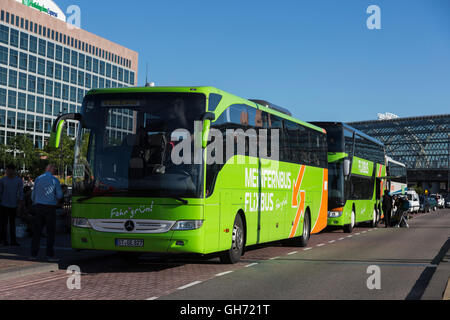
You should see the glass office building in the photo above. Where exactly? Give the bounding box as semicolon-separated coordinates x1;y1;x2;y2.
349;114;450;194
0;0;138;149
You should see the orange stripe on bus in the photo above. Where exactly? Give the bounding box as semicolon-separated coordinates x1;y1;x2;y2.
312;169;328;234
289;165;306;238
292;165;306;208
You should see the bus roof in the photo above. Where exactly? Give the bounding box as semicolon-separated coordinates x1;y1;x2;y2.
311;121;384;147
85;86;326;134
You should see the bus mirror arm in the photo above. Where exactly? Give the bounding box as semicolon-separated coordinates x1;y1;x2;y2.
50;113;83;149
201;112;216;149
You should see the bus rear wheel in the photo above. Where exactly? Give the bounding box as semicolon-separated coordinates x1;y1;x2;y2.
220;214;244;264
344;211;355;233
370;209;377;228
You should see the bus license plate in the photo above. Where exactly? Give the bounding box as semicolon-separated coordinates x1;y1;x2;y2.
115;239;144;248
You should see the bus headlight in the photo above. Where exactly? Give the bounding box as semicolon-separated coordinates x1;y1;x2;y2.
328;208;344;218
72;218;92;229
171;220;204;231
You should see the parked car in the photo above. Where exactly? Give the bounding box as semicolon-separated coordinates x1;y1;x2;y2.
446;196;450;208
406;190;420;213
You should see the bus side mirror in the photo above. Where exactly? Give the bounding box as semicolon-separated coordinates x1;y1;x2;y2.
201;112;216;149
343;159;351;177
50;113;82;148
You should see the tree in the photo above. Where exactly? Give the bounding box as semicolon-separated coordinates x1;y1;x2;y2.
43;132;76;177
8;134;40;172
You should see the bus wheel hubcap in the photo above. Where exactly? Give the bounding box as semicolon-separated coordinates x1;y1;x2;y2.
232;225;243;251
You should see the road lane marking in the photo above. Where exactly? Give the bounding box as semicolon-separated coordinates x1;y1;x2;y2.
338;237;345;241
287;251;298;255
216;271;234;277
303;248;312;251
177;281;203;290
355;233;361;235
317;244;325;247
269;256;280;260
146;297;159;300
0;275;69;292
328;240;336;243
362;231;367;234
245;263;258;268
347;235;353;238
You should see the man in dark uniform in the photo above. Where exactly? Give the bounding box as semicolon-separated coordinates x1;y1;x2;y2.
382;190;393;228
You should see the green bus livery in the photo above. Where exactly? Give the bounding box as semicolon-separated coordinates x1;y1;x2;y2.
311;122;386;233
51;87;329;263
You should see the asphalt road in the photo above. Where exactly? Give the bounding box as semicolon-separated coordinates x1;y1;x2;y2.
160;210;450;300
0;210;448;300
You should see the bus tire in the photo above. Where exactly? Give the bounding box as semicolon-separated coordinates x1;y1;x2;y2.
370;208;377;228
220;214;244;264
344;210;355;233
293;211;311;247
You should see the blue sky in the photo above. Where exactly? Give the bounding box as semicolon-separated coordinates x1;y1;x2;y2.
55;0;450;122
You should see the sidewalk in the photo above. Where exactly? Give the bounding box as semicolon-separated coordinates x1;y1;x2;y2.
0;233;112;281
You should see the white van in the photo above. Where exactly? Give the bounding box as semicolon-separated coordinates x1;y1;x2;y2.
406;190;420;213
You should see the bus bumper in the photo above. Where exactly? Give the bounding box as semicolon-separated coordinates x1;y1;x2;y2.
71;227;206;254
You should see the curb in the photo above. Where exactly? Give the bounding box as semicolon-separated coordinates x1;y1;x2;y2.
0;263;59;282
444;278;450;300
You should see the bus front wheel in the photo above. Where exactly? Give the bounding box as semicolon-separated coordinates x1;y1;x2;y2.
344;211;355;233
220;214;244;264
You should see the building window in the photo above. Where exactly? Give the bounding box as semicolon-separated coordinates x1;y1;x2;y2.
0;66;6;85
46;60;54;78
8;70;17;88
63;66;69;82
0;88;6;106
28;55;36;73
19;32;28;50
27;75;36;93
7;111;16;129
19;52;27;70
37;77;45;94
27;94;35;112
36;97;44;113
37;58;45;75
54;64;62;80
9;49;18;67
45;99;52;115
17;112;25;130
45;80;53;97
38;39;46;56
29;35;37;53
0;25;8;44
55;44;62;61
27;114;34;131
71;50;78;67
54;82;61;98
0;45;7;65
18;72;27;90
9;29;18;47
17;93;26;110
63;48;70;64
47;42;54;59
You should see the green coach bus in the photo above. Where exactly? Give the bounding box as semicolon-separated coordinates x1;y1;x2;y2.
311;122;386;233
51;87;329;264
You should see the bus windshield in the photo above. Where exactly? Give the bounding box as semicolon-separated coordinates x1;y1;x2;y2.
328;161;345;209
73;92;206;199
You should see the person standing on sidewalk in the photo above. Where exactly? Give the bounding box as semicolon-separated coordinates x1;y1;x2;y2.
382;190;393;228
0;164;24;247
30;164;63;261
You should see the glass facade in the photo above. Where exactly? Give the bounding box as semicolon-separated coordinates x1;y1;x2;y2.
0;12;136;148
349;115;450;193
